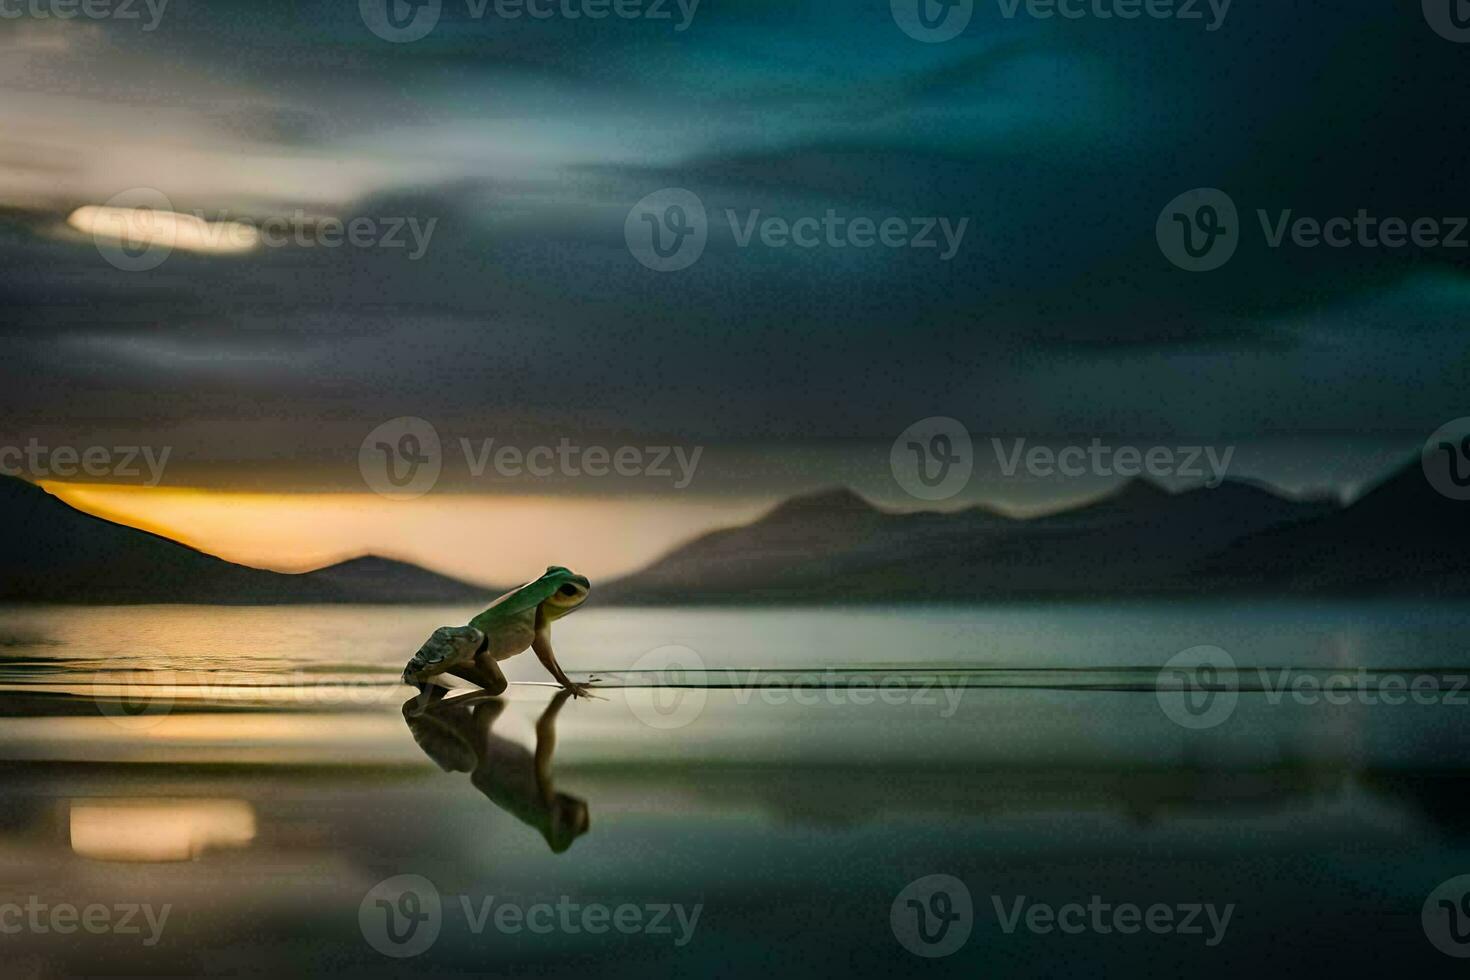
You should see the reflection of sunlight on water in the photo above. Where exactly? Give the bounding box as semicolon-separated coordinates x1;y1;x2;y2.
140;713;392;741
69;799;255;862
0;713;419;766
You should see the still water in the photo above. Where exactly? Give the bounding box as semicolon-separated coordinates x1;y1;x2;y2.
0;602;1467;976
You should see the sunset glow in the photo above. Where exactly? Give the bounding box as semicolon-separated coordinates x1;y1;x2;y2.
43;483;771;584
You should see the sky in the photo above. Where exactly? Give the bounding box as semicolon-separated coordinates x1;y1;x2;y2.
3;1;1468;581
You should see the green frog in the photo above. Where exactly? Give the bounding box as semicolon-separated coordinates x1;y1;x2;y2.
402;566;594;698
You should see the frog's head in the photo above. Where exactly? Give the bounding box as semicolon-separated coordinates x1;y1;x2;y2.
539;565;591;620
544;792;590;853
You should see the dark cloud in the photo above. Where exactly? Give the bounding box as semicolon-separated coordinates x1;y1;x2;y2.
1;0;1467;492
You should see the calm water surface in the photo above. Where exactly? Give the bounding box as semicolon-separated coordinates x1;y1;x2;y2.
0;602;1467;977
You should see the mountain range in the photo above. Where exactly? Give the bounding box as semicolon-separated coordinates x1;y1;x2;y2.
0;475;492;604
2;461;1464;604
597;460;1468;603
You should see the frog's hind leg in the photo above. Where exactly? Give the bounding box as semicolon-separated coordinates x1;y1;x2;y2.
404;626;486;686
448;654;508;696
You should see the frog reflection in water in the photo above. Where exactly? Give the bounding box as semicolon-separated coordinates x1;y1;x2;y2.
403;686;590;853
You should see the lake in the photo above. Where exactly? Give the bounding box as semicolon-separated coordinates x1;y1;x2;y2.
0;602;1468;976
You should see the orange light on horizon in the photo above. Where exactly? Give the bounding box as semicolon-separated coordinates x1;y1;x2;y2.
41;482;770;585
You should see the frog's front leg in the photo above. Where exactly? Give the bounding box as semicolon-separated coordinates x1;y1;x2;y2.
532;608;596;698
534;689;573;805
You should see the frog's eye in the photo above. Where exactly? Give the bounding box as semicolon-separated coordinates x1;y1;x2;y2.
558;584;579;597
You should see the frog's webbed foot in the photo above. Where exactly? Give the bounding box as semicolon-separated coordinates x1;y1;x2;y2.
402;626;487;686
560;679;604;700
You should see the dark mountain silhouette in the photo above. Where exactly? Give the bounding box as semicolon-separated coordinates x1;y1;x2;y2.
6;460;1464;606
1202;462;1470;596
600;460;1464;604
0;476;493;604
